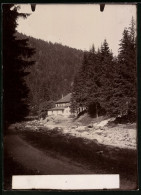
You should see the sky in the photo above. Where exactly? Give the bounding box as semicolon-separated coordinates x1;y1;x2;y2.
17;4;136;56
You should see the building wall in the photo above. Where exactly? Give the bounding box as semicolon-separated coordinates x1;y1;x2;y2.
63;107;71;116
57;110;63;115
48;111;53;115
48;106;85;117
48;110;64;116
48;107;71;116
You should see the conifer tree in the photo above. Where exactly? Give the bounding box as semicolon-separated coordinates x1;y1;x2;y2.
110;18;136;120
3;4;35;125
71;18;136;121
71;45;104;117
85;45;101;117
71;52;89;113
98;39;114;114
128;17;137;117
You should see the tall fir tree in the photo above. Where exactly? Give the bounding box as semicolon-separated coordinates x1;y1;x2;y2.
71;18;136;121
110;17;136;120
98;39;114;115
3;4;35;125
85;45;102;117
71;45;106;117
71;52;89;113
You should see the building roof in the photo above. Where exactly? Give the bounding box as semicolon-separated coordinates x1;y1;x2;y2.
56;93;71;104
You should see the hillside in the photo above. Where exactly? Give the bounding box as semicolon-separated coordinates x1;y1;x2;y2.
16;33;84;114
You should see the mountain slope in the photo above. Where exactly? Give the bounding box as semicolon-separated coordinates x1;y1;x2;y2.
16;33;83;114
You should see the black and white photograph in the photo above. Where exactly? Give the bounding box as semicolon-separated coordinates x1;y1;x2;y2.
3;3;138;190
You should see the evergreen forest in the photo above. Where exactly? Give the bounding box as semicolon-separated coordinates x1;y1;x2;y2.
3;3;136;123
71;17;136;122
16;33;83;117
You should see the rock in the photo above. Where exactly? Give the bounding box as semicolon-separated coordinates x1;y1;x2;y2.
25;125;32;128
58;127;63;130
97;119;110;127
99;126;105;130
97;132;102;135
93;139;99;144
94;126;100;130
95;130;102;133
77;126;86;131
88;124;93;128
53;127;59;131
71;126;77;129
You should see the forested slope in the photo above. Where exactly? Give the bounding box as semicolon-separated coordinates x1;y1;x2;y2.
71;17;137;122
16;16;136;122
16;33;83;115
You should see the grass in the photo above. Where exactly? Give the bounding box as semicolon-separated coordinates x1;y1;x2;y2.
19;127;137;177
4;125;138;190
75;114;107;126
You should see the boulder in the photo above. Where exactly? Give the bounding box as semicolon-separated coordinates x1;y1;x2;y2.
88;124;93;128
77;126;86;131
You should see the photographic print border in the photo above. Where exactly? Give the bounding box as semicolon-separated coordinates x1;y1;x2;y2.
0;0;141;194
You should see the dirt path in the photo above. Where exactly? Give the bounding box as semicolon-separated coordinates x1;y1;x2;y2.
4;134;93;175
4;132;138;190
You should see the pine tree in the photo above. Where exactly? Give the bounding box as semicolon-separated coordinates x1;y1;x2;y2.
71;18;136;121
98;39;114;115
129;16;136;44
84;46;101;117
128;17;137;117
71;45;104;117
71;52;88;113
110;18;136;120
3;4;35;125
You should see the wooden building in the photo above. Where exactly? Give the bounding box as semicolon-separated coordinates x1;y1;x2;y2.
48;93;71;116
